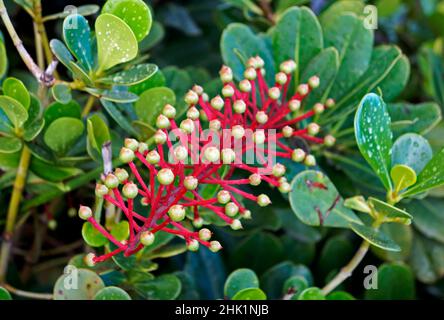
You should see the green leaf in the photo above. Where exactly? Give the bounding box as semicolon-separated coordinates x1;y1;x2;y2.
54;268;105;300
44;101;81;127
110;221;129;241
51;83;72;104
102;0;152;42
97;63;158;86
134;87;176;125
407;199;444;244
365;263;415;299
96;13;138;71
354;93;393;190
82;221;108;247
390;165;417;194
391;133;433;175
0;287;12;300
69;61;93;85
289;170;361;227
85;88;139;103
224;268;259;299
94;286;131;300
318;235;355;280
24;118;45;142
129;69;166;95
44;117;85;155
322;13;373;101
372;223;412;262
133;274;181;300
30;157;82;182
0;37;7;79
368;197;412;222
350;222;401;252
282;276;308;299
0;96;28;129
221;23;274;82
50;39;74;70
87;114;111;160
403;147;444;196
297;287;325;300
232;288;266;300
0;137;22;153
319;1;365;27
2;77;30;109
327;291;355;300
100;99;139;137
63;14;93;72
388;102;442;137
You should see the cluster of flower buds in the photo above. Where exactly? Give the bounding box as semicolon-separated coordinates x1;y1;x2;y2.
80;56;334;265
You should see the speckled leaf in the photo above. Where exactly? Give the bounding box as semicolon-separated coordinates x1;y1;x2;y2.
0;96;28;129
289;170;361;228
390;165;417;194
102;0;152;42
129;70;166;95
272;7;323;85
53;268;105;300
391;133;433;175
69;61;93;86
0;137;22;153
97;63;158;86
94;286;131;300
96;13;138;71
0;287;12;300
135;87;175;125
44;117;84;155
350;222;401;252
63;14;93;71
224;268;259;299
354;93;393;191
82;221;108;247
2;77;30;109
100;99;139;136
133;274;181;300
403;147;444;197
232;288;266;300
86;88;138;103
368;197;412;222
50;39;74;70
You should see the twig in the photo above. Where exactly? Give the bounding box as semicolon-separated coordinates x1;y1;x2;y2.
3;283;53;300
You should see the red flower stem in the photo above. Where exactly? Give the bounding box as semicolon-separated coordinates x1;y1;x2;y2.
87;217;125;248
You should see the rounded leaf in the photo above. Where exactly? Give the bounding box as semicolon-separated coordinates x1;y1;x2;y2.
51;83;72;104
2;77;30;110
93;286;131;300
232;288;266;300
63;14;93;71
297;287;325;300
0;137;23;153
44;101;81;127
0;96;28;129
391;133;433;175
82;221;108;247
350;222;401;252
365;263;415;299
135;87;176;125
44;117;84;155
53;268;105;300
0;287;12;300
110;221;130;242
390;165;417;194
224;268;259;299
97;63;158;86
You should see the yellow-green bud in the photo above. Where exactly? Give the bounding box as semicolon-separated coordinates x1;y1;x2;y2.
210;95;224;110
162;104;177;119
115;168;129;183
119;147;135;163
209;240;222;252
84;252;96;267
146;150;160;164
268;87;281;100
225;202;239;217
78;206;92;220
230;219;243;230
124;138;139;151
156;114;170;129
168;204;186;222
157;168;175;185
140;231;155;246
105;173;119;189
204;146;220;163
199;228;212;241
123;182;138;199
185;90;199;105
249;173;261;186
257;194;271;207
217;190;230;204
95;183;109;197
233;100;246;114
187;239;199;252
292;148;306;162
184;176;198;190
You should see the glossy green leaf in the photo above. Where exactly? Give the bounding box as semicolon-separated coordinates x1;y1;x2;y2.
0;137;22;153
2;77;30;109
289;170;361;227
365;263;415;299
318;235;355;279
69;61;93;86
297;287;325;300
30;157;82;182
102;0;152;42
224;268;259;299
327;291;355;300
272;7;322;85
63;14;93;71
86;114;111;160
407;199;444;244
54;268;105;300
221;23;274;82
368;197;412;222
85;88;139;103
390;165;417;194
133;274;181;300
82;221;108;247
100;99;139;137
97;63;158;86
129;69;166;95
372;223;412;262
51;83;72;104
232;288;266;300
110;221;129;242
96;13;138;71
50;39;74;70
135;87;176;125
24;118;45;142
322;13;373;101
94;286;131;300
403;147;444;196
0;287;12;300
0;96;28;129
282;276;308;299
319;1;365;27
44;117;85;155
354;93;393;190
391;133;433;175
350;222;401;252
44;101;81;127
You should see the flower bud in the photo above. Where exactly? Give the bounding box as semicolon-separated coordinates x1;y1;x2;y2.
138;142;148;153
184;176;198;190
282;125;294;138
255;111;268;124
233;100;246;114
225;202;239;217
162;104;177;119
104;173;119;189
249;173;261;186
244;67;257;80
84;252;96;267
292;148;306;162
325;98;335;109
304;154;316;166
185;90;199;105
232;125;245;139
157;168;175;185
239;79;251;92
307;123;320;136
187;239;199;252
324;135;336;147
313;103;325;114
119;147;135;163
186;106;200;120
95;183;109;197
146;150;160;164
209;240;222;252
222;85;234;97
279;182;291;193
204;146;220;163
192;85;204;95
257;194;271;207
115;168;129;183
180;119;195;134
140;231;155;246
210;95;224;110
124;138;139;151
217;190;230;204
308;76;320;88
199;228;212;241
221;148;236;164
48;219;57;230
275;72;288;85
230;219;243;230
297;84;309;95
193;217;204;228
288;99;301;111
78;205;92;220
268;87;281;100
253;130;266;144
140;197;149;206
154;130;167;144
156;114;170;129
272;163;286;177
242;210;252;219
174;146;188;161
280;60;297;74
168;204;185;222
200;109;208;121
209;119;221;131
219;65;233;83
123;182;138;199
